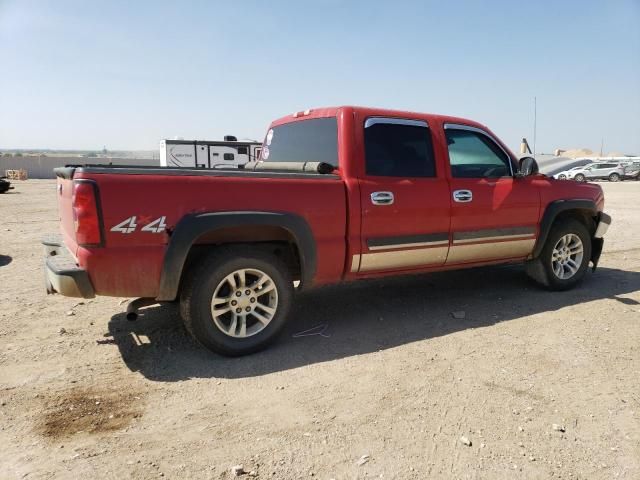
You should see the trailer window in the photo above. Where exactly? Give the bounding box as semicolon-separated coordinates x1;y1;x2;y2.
262;117;338;166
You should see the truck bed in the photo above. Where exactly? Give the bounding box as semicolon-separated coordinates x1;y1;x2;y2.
55;164;348;297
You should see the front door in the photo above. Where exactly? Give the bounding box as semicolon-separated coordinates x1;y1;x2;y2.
355;117;451;273
444;124;540;264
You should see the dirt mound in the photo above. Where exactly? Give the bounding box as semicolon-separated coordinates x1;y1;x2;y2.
559;148;594;159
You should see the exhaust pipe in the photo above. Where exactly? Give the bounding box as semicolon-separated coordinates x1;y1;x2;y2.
125;297;157;321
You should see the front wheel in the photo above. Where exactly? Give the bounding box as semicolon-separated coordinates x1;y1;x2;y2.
526;219;592;290
180;247;293;356
574;173;586;182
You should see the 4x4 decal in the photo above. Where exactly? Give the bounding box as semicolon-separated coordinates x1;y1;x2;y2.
110;216;166;234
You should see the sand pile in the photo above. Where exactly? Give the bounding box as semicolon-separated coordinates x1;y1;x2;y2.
559;148;594;158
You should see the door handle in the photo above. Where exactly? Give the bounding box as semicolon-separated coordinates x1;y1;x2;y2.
371;191;394;205
453;189;473;203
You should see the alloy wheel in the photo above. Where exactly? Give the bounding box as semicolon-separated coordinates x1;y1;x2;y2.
551;234;584;280
210;268;278;338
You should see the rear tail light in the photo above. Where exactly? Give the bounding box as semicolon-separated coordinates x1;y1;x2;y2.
72;180;103;246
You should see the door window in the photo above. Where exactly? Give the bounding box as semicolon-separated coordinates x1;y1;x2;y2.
445;128;512;178
364;118;435;177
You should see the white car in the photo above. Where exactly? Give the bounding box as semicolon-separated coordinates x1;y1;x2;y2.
553;166;587;180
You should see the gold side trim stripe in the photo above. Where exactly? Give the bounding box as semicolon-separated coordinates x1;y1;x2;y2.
446;238;535;264
350;254;361;273
359;246;448;272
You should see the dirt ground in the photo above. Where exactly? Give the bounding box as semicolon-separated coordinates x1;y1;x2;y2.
1;180;639;479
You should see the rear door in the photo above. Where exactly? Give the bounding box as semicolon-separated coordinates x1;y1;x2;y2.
444;124;539;264
355;117;451;273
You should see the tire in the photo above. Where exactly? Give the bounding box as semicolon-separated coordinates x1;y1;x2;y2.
526;219;592;291
608;173;620;182
574;174;586;182
180;246;293;356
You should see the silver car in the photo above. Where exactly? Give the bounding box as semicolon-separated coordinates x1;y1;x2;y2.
568;162;626;182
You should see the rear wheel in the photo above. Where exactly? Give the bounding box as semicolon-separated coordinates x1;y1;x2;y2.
526;219;591;290
608;172;620;182
180;246;293;356
574;173;586;182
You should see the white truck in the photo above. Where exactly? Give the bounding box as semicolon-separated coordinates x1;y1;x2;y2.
160;136;262;169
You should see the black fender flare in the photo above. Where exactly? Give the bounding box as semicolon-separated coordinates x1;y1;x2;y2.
156;211;316;301
532;199;598;259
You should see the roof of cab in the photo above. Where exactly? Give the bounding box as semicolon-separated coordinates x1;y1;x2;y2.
269;106;488;131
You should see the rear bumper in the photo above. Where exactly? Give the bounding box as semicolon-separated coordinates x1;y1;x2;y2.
43;235;95;299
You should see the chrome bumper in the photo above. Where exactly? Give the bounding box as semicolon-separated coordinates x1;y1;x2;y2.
43;235;95;299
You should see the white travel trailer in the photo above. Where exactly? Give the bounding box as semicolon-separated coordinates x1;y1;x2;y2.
160;136;262;169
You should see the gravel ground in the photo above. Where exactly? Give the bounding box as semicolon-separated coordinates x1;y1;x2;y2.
1;180;639;479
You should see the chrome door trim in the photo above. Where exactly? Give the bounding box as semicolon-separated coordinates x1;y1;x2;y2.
370;191;395;205
452;226;536;244
368;240;448;251
453;233;535;244
443;123;515;177
367;232;449;251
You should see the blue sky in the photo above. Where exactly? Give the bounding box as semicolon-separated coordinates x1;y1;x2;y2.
1;0;639;154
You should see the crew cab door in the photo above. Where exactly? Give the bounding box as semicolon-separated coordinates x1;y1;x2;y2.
444;124;539;264
354;117;451;273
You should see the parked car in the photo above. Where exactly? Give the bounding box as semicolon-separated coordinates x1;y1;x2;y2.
0;177;13;194
553;165;589;180
623;161;640;180
567;162;626;182
547;159;593;179
43;106;611;356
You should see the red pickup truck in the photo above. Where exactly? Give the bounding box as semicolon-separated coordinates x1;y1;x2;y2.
44;106;611;356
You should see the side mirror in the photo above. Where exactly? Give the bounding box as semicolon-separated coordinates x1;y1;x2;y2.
518;156;539;177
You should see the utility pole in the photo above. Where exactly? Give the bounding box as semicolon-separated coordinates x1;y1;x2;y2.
600;138;604;157
533;96;537;158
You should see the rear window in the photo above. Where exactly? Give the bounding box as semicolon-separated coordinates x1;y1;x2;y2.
261;117;338;166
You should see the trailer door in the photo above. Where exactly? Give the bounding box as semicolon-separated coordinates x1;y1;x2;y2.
196;144;209;168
